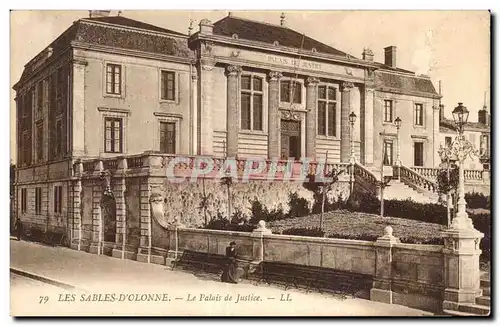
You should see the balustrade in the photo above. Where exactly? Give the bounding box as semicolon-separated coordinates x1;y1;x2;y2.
400;165;438;193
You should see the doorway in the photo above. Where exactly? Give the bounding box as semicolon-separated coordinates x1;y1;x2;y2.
280;120;301;160
414;142;424;167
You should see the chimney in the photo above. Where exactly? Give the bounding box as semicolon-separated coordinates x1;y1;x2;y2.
362;48;374;61
439;104;445;123
384;46;397;68
280;12;286;27
478;107;488;125
88;10;111;18
199;19;213;35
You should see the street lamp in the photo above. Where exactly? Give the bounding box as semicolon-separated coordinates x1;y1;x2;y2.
349;112;357;164
452;102;469;133
394;117;402;181
449;102;477;230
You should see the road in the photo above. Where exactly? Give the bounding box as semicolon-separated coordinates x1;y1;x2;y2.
10;240;434;317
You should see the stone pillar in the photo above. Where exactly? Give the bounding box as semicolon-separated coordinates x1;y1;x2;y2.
226;65;242;158
305;77;319;159
268;71;282;159
112;158;132;260
248;220;272;277
70;161;83;251
364;88;375;166
72;59;87;157
89;177;103;254
340;82;354;163
136;177;152;262
371;226;400;304
442;227;484;311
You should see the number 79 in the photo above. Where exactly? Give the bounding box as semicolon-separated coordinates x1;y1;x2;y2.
39;296;49;304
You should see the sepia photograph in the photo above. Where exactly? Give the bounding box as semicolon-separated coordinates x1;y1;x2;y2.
8;8;491;317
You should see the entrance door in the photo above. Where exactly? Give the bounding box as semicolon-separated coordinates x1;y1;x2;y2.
100;192;117;242
414;142;424;166
280;120;301;159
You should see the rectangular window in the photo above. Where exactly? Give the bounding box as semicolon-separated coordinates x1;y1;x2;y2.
383;140;393;166
22;131;30;166
445;136;452;147
480;134;489;157
54;119;63;157
106;64;122;95
54;186;63;214
414;142;424;167
21;188;27;214
36;122;43;162
159;122;176;154
280;81;290;102
37;82;43;112
317;85;337;137
35;187;42;215
384;100;393;122
414;103;424;126
292;81;302;104
104;117;123;153
241;75;263;131
161;71;176;101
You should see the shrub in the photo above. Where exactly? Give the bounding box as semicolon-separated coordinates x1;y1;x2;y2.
287;192;310;218
205;216;255;232
282;227;325;237
249;199;285;224
470;212;491;261
465;192;489;209
327;233;378;241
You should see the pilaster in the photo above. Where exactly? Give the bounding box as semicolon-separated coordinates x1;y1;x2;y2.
226;65;242;157
306;77;319;159
364;87;375;166
432;105;441;167
70;161;83;251
198;56;215;155
72;59;87;157
340;82;354;163
191;70;198;156
268;71;282;159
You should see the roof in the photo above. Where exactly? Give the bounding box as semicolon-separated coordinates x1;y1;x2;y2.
15;16;191;89
375;71;440;97
440;118;490;133
213;16;348;57
83;16;186;36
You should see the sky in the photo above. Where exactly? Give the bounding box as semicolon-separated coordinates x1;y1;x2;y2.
9;10;490;161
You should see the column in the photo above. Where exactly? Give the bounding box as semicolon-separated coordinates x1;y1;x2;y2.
364;88;375;166
340;82;354;163
226;65;242;158
72;59;87;157
306;77;319;159
371;226;400;303
268;71;282;159
89;177;103;255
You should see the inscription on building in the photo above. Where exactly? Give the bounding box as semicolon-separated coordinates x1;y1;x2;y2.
267;55;322;70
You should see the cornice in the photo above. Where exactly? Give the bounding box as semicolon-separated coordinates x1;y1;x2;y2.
375;87;442;100
192;33;381;71
71;41;196;65
80;19;188;39
214;57;364;84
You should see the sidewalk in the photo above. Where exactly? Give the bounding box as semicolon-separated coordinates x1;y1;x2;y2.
10;240;434;317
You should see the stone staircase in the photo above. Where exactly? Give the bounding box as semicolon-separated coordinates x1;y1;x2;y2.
443;278;491;316
383;179;438;203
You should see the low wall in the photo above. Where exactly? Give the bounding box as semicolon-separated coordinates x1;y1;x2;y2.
146;225;444;313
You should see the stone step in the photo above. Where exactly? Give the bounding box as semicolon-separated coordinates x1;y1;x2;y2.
480;279;490;288
458;303;490;316
443;309;479;317
476;296;490;306
482;287;490;296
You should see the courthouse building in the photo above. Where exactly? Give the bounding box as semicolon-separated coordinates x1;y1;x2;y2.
14;12;449;239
